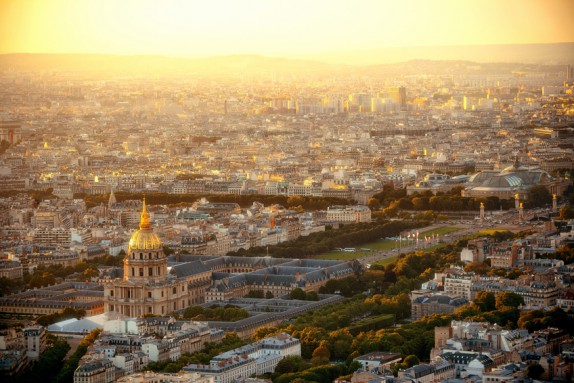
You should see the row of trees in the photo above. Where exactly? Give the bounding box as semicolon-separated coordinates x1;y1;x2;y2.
245;290;274;299
76;191;352;210
36;307;86;327
371;184;557;215
180;305;249;322
289;288;319;301
273;358;361;383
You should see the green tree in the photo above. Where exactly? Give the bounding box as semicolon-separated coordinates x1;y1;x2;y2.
404;355;420;368
525;185;552;208
311;341;331;366
306;291;319;301
329;329;353;360
560;206;574;219
495;292;524;309
245;290;264;298
80;268;99;281
183;306;204;319
474;291;496;312
411;197;429;210
163;245;175;256
12;336;70;383
274;355;309;376
287;196;304;208
290;288;307;300
527;363;545;379
368;198;381;210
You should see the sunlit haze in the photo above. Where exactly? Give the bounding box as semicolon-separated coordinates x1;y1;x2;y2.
1;0;573;63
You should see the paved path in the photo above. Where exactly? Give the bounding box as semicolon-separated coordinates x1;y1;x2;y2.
63;336;82;359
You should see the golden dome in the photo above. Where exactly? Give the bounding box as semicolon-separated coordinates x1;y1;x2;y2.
128;197;162;250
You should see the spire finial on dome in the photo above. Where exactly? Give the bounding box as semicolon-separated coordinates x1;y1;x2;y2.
140;195;150;229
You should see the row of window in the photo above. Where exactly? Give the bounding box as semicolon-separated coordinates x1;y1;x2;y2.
131;252;161;260
130;266;162;277
109;299;186;315
110;285;185;299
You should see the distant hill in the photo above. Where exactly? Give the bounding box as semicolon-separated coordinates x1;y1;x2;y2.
0;42;572;77
0;53;338;78
304;42;574;66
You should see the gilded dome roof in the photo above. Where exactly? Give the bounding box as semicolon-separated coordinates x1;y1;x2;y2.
128;198;162;250
129;229;162;250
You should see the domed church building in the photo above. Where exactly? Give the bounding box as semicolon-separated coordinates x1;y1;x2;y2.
104;198;188;317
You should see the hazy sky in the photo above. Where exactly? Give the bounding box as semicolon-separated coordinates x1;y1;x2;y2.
1;0;572;58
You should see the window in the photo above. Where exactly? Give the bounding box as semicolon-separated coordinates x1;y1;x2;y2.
110;290;114;297
149;267;153;276
139;268;144;277
132;267;135;276
140;253;143;260
173;287;176;294
148;292;152;298
148;307;152;313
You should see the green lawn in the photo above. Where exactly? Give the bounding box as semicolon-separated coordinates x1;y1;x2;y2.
317;250;373;261
372;255;399;267
317;226;463;261
419;226;461;236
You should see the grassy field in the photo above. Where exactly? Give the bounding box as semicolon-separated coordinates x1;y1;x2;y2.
317;226;462;261
372;255;399;267
317;250;373;261
419;226;461;236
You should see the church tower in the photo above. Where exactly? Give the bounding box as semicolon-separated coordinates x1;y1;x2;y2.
108;188;117;209
104;198;188;318
123;198;167;282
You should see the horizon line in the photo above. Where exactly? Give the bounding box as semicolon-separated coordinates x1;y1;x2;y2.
1;41;573;59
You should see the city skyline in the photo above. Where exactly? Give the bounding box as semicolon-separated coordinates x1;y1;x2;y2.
1;0;573;64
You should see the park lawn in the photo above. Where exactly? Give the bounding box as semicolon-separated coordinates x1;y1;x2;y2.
372;254;399;267
419;226;462;236
318;238;398;260
317;250;371;261
362;240;400;251
317;226;463;261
